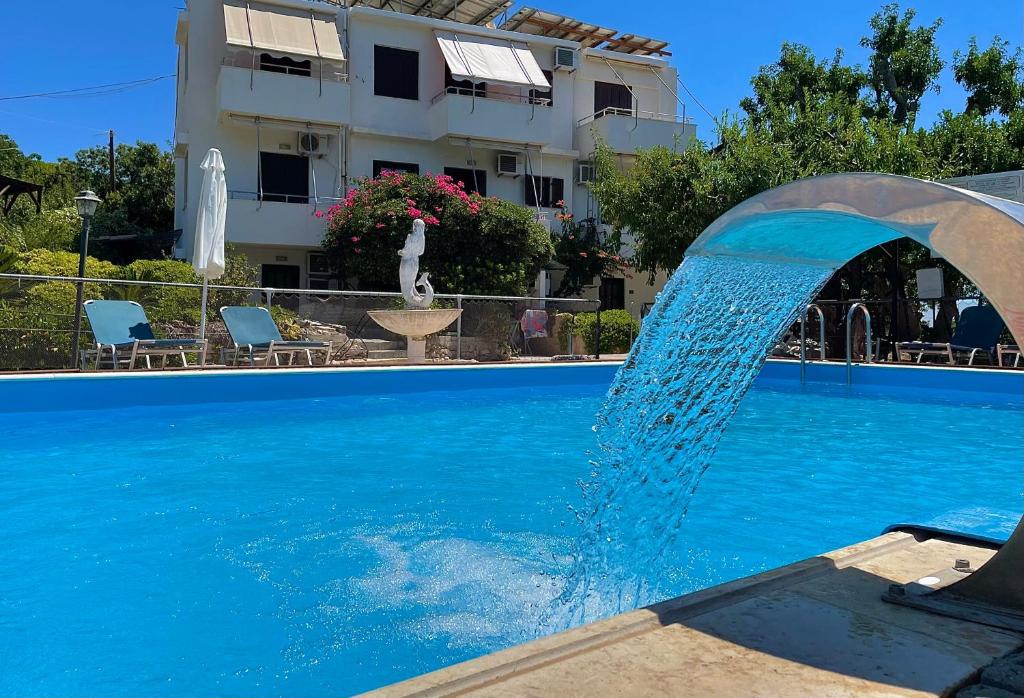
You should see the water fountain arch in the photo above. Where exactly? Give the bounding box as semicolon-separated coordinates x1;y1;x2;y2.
670;172;1024;627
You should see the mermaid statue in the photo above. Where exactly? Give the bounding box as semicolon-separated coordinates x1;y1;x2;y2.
398;218;433;309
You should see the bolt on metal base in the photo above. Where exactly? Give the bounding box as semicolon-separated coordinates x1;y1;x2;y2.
882;558;1024;633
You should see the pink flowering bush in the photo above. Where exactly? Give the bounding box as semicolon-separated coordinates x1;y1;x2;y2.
322;171;553;295
550;203;628;297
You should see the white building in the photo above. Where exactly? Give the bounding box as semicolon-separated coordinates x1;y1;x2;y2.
173;0;695;309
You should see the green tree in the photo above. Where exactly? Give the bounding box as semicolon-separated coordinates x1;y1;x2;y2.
861;3;943;129
740;43;868;128
0;135;174;258
71;140;175;241
953;37;1024;117
924;110;1024;176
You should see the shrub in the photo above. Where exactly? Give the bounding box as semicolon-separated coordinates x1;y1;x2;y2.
322;171;553;295
13;248;119;279
118;259;202;325
565;310;640;354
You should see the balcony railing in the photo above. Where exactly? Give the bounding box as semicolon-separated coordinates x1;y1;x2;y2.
576;107;688;128
221;55;347;83
228;190;344;206
431;85;551;107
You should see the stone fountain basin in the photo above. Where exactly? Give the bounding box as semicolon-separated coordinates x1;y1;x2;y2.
367;308;463;340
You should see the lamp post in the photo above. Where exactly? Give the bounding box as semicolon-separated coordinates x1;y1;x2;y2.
70;190;101;369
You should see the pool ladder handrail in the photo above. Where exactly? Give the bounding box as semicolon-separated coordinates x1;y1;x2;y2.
845;302;873;384
798;303;826;383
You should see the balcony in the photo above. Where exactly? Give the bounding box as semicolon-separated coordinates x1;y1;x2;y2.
218;65;350;126
225;192;333;248
428;88;552;146
576;108;696;156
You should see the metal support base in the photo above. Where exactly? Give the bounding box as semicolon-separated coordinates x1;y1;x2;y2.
882;550;1024;633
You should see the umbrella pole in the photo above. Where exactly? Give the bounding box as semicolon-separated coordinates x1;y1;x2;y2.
199;276;209;340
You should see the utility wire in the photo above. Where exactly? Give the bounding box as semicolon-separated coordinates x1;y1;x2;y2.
0;75;174;102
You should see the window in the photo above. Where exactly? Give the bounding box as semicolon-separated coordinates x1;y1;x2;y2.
372;160;420;178
374;45;419;100
444;167;487;196
525;176;564;208
445;64;485;97
594;81;632;115
307;252;334;290
261;264;300;289
259;152;309;203
259;53;312;77
599;277;626;310
529;69;553;106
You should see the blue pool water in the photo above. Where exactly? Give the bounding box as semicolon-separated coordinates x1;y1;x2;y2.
1;365;1021;696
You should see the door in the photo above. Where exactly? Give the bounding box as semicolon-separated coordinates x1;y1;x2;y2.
261;264;300;289
594;81;632;116
599;277;626;310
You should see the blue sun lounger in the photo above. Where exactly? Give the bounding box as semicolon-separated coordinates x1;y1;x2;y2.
220;305;333;367
897;303;1005;366
83;299;208;370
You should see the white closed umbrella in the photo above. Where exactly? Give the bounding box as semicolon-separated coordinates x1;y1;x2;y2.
193;148;227;340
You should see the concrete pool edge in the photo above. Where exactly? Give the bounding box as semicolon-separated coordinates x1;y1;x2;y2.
360;531;1024;697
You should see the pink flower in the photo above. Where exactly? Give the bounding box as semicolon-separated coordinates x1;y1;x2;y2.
375;222;385;229
434;206;443;212
407;207;422;218
350;236;361;243
314;210;326;219
423;214;440;226
555;199;565;208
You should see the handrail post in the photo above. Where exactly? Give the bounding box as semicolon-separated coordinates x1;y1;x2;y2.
456;293;463;361
845;302;872;384
799;303;825;383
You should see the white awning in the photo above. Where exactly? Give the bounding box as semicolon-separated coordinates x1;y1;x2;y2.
223;2;344;62
435;31;549;89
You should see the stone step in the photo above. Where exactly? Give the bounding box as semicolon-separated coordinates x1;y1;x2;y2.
360;338;404;351
367;349;407;360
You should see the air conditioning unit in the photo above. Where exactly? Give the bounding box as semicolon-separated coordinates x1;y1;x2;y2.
496;153;523;177
298;132;331;157
553;46;577;72
576;162;596;184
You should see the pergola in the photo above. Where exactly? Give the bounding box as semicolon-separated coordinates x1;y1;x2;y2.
0;174;44;216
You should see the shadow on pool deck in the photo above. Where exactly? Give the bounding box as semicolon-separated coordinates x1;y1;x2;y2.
363;532;1024;697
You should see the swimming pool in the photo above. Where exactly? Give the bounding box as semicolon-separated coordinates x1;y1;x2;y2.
1;363;1021;696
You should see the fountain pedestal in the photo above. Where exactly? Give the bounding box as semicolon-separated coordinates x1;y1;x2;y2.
367;308;462;364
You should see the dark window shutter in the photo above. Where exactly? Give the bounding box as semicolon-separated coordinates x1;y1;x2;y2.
374;45;419;100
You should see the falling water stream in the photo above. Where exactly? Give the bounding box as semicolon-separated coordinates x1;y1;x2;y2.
561;254;835;622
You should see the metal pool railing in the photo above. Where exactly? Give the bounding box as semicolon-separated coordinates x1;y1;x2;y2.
0;273;602;372
789;296;1020;370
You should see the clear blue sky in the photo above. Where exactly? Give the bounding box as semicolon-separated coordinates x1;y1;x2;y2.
1;1;1021;161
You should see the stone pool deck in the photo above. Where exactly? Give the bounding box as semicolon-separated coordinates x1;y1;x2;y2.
363;531;1023;697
